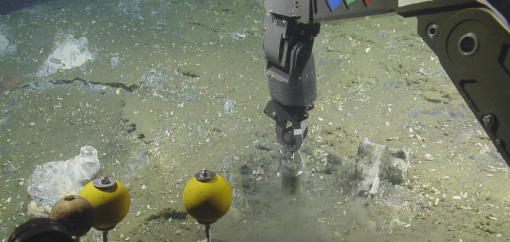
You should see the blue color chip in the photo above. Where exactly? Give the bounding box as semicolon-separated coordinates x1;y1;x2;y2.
328;0;341;10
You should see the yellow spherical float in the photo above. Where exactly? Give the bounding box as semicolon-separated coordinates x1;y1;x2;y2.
183;169;232;223
79;176;130;230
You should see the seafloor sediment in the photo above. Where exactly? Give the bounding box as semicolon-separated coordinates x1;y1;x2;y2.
0;1;508;241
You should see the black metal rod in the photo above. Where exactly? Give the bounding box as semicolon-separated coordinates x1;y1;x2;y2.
103;231;108;242
205;224;211;242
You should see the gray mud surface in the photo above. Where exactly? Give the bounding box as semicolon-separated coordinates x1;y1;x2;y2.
0;0;509;241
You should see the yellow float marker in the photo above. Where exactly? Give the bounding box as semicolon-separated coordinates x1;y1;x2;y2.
183;169;232;242
79;176;130;242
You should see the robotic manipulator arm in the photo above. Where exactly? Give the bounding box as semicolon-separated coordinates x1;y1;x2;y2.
263;0;510;167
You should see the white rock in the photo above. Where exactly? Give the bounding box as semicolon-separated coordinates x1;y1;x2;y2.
36;35;93;77
6;44;17;54
223;98;236;113
0;35;9;55
27;202;51;219
355;138;409;196
28;146;100;208
111;56;120;68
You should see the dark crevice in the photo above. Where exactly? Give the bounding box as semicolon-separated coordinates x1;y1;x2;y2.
177;69;200;78
191;21;220;34
145;208;188;221
22;77;141;92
